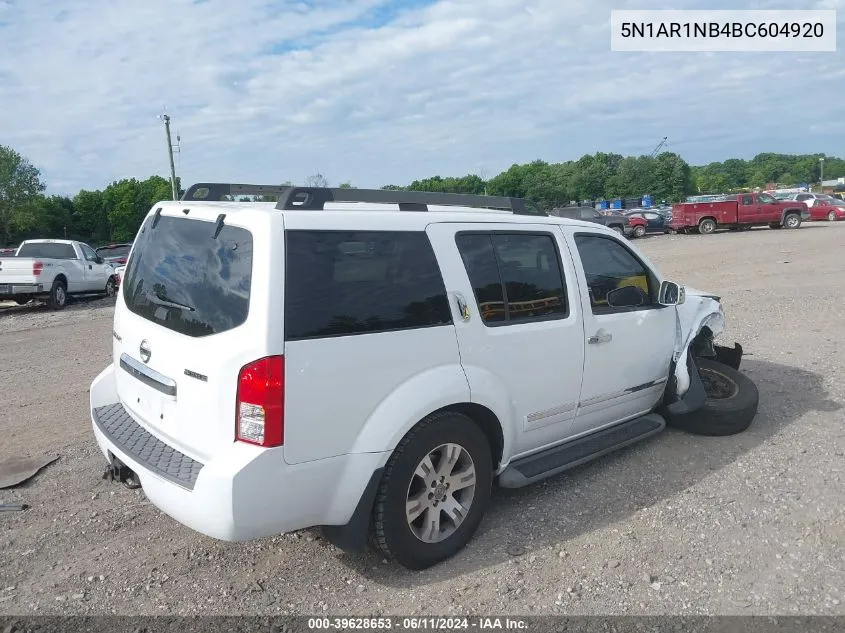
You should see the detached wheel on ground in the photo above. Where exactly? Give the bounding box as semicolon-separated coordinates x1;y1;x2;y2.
665;358;759;436
783;213;802;229
370;410;493;570
47;279;67;310
698;218;716;235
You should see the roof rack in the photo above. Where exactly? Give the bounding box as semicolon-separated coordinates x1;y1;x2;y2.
274;187;546;215
182;183;291;201
181;182;546;216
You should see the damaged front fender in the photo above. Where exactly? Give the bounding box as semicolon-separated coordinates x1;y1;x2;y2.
668;287;744;410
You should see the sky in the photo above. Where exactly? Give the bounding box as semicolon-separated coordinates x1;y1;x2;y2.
0;0;843;195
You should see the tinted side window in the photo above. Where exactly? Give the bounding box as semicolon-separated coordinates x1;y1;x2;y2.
574;234;654;313
741;195;754;205
456;232;568;325
455;234;506;323
81;245;98;261
285;231;452;340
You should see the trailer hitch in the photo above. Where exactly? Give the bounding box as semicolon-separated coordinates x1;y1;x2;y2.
102;454;142;490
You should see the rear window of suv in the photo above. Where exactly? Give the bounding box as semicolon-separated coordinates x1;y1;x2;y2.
122;214;253;337
284;230;452;340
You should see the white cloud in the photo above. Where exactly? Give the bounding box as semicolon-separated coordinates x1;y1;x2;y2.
0;0;843;194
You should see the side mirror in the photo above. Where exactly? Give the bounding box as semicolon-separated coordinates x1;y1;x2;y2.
658;280;685;306
95;256;104;264
607;285;646;308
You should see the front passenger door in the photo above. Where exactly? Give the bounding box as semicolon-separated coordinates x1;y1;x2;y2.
561;228;676;434
79;243;108;291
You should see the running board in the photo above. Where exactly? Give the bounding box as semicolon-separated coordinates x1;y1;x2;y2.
498;413;666;489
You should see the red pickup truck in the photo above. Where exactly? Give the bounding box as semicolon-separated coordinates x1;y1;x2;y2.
667;193;810;235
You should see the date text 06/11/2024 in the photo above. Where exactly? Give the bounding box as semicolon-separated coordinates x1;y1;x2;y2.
307;617;529;630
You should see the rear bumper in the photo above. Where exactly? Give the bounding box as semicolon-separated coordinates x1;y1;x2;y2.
89;364;388;542
0;282;44;298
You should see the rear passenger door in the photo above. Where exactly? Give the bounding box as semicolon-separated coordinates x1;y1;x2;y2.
281;226;465;465
426;223;586;458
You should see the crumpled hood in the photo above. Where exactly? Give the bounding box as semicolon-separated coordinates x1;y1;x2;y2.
672;286;725;396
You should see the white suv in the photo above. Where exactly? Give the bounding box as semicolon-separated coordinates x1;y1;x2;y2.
90;184;758;569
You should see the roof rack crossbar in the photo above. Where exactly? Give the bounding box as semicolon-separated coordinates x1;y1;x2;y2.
182;183;292;202
179;183;547;216
273;187;546;215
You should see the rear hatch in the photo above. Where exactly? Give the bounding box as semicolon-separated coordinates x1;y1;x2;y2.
112;205;278;463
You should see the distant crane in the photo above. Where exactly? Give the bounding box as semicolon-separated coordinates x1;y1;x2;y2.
650;136;668;157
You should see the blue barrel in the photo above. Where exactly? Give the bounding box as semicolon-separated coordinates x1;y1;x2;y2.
642;194;653;208
598;200;609;210
611;199;622;209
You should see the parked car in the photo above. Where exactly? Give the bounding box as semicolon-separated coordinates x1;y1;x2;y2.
806;200;845;222
113;265;126;290
625;214;648;237
0;247;16;257
90;184;757;570
789;192;836;207
0;239;118;309
625;209;667;236
668;192;809;234
95;243;133;267
550;206;630;235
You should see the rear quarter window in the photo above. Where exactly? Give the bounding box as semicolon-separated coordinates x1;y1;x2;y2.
284;230;452;340
122;215;253;337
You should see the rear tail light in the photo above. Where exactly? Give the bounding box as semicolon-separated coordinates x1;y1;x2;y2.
32;261;43;276
235;356;284;447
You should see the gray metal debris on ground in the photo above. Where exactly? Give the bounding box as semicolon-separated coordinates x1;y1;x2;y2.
0;455;58;489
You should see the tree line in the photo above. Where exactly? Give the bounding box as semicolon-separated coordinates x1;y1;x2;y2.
1;143;841;247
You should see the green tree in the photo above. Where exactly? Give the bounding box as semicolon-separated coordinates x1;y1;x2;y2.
0;145;46;245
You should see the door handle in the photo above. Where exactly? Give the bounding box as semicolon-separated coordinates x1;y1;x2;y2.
88;264;92;269
588;329;612;344
454;293;470;322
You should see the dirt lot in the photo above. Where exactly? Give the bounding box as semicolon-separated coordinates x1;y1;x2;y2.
1;223;843;617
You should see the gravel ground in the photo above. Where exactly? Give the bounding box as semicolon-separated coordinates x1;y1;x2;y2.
1;223;843;617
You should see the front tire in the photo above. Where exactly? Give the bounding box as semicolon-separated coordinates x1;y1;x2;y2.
370;411;493;570
47;279;67;310
665;358;758;436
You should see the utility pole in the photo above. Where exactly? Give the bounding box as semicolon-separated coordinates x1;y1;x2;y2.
159;113;179;200
820;156;825;191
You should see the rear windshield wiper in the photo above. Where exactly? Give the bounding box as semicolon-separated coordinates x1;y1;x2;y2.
146;292;195;312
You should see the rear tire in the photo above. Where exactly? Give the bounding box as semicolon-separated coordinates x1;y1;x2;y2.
370;411;493;570
829;211;837;222
664;358;758;436
633;225;646;238
610;225;624;235
783;213;801;229
47;279;67;310
698;218;716;234
105;276;117;297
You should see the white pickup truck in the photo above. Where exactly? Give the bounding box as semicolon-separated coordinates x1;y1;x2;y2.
0;239;118;309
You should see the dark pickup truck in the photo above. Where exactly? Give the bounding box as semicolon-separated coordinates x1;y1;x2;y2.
549;206;630;235
667;193;810;234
